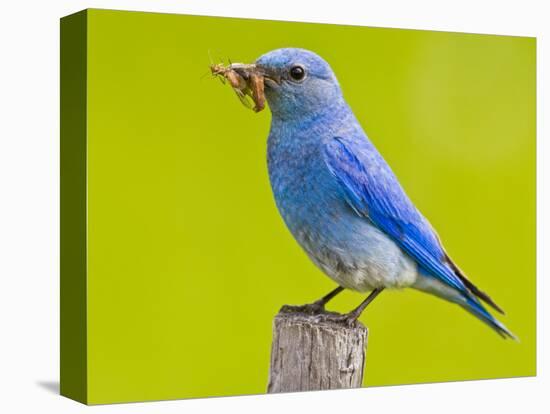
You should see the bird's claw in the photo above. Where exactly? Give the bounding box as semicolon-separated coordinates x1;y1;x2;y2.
280;304;361;327
280;301;326;315
319;312;361;327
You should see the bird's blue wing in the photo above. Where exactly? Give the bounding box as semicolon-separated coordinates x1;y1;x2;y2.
323;135;471;297
323;135;515;339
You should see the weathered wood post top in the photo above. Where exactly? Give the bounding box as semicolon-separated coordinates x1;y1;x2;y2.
267;306;369;393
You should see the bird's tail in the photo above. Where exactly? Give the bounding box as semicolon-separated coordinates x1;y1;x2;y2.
461;297;518;340
413;276;517;340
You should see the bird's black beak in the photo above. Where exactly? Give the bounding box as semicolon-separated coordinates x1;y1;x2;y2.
228;63;256;81
230;64;280;88
256;65;281;88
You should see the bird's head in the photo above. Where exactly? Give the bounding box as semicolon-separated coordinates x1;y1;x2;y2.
255;48;343;120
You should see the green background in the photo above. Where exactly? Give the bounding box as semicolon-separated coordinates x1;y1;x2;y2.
85;9;535;404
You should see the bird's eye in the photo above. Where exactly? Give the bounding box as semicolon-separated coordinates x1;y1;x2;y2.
289;65;306;82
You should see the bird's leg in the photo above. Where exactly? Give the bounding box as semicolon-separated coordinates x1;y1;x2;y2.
310;286;345;312
281;286;344;315
338;287;385;326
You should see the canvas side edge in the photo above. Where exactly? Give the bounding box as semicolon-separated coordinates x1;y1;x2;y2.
60;9;88;405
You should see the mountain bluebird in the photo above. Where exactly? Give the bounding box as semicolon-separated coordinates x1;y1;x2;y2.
224;48;514;338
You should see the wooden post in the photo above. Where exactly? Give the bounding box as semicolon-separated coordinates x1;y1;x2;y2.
267;306;368;393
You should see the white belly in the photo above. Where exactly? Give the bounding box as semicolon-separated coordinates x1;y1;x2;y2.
296;221;419;292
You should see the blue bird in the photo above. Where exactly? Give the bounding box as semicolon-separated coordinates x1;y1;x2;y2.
229;48;515;339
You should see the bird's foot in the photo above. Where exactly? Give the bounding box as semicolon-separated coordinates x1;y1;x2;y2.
321;312;361;328
280;300;326;315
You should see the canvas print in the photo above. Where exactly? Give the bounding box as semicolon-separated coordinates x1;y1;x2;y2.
60;9;536;405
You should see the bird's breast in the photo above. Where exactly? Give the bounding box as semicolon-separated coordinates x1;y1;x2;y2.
267;128;341;232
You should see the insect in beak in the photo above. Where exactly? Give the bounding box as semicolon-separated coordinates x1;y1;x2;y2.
210;62;272;112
